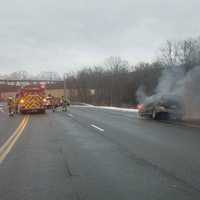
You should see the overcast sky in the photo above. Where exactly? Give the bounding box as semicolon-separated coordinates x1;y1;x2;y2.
0;0;200;74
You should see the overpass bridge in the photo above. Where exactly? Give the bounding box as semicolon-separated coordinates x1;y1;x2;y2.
0;79;63;86
0;79;79;102
0;79;68;101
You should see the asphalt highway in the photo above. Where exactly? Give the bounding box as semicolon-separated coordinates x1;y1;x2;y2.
0;105;200;200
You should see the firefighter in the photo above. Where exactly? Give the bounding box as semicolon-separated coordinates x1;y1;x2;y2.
15;93;20;114
57;97;62;111
7;97;15;116
51;96;56;112
61;96;70;112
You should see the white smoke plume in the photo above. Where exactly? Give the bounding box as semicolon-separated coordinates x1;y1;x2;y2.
183;66;200;119
137;66;200;120
136;85;147;103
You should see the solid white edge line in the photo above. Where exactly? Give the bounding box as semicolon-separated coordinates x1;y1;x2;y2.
70;105;138;112
90;124;104;132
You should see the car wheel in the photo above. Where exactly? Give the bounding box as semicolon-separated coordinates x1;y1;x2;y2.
41;109;46;114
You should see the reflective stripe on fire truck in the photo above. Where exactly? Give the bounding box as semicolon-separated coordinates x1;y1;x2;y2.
21;95;43;109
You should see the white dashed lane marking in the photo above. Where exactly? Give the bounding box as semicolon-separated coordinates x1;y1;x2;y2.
90;124;104;132
67;113;73;117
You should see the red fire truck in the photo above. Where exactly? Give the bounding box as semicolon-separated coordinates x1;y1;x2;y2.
18;84;47;114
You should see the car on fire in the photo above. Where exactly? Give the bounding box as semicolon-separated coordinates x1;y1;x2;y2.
138;95;184;120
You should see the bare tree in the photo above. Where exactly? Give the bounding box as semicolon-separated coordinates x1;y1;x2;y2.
159;38;200;70
159;40;181;66
104;56;129;106
179;38;200;70
104;56;129;71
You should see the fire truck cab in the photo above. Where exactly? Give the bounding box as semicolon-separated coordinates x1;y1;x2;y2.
18;84;46;114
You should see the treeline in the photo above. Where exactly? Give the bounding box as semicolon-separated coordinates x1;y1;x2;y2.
66;36;200;106
66;60;162;106
1;36;200;106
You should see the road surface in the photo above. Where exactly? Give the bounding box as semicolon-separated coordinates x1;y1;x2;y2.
0;105;200;200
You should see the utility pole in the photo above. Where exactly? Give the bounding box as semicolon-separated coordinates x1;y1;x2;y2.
63;73;67;100
110;72;113;106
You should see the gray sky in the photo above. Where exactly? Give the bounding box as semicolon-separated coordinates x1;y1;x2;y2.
0;0;200;74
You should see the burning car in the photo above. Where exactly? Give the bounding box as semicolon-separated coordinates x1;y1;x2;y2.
138;95;184;120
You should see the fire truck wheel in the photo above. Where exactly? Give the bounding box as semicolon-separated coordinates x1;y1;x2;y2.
20;110;26;114
40;109;46;114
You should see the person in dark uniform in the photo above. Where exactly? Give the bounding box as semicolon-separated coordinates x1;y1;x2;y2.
61;96;70;112
7;97;15;116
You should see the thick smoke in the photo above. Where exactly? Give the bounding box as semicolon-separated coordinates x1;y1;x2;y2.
137;66;200;120
183;66;200;119
136;85;147;103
